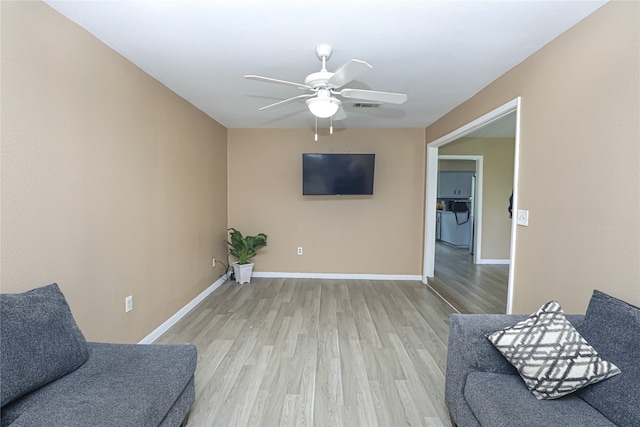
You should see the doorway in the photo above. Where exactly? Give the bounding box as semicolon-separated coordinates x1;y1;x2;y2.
422;98;521;314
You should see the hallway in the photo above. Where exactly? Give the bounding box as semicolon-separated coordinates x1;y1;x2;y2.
427;242;508;314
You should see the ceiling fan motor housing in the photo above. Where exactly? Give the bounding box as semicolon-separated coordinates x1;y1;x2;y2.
304;71;334;89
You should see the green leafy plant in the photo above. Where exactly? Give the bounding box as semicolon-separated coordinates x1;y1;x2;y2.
226;227;268;265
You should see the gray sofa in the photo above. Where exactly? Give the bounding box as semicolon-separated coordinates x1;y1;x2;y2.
1;284;197;427
445;290;639;427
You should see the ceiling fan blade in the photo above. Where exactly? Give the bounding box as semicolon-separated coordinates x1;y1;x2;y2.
327;59;372;88
258;94;313;111
338;88;407;104
245;75;311;90
333;106;347;121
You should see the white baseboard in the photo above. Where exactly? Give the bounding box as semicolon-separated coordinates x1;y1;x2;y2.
252;272;422;281
477;259;510;265
138;274;228;344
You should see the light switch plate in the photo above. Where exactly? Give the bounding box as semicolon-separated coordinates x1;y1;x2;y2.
516;209;529;226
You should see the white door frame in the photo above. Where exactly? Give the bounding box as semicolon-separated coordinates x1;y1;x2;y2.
422;97;521;313
437;155;484;264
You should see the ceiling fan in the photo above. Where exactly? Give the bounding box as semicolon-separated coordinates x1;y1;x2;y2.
245;44;407;121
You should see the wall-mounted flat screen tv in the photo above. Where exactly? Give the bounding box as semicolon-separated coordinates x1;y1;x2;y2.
302;153;375;195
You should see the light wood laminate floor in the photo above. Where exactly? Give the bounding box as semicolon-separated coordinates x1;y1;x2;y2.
429;242;509;314
155;278;456;427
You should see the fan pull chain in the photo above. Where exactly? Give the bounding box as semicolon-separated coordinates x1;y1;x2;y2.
330;116;333;135
315;116;318;141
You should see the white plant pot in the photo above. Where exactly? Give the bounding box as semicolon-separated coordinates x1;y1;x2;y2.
233;262;254;284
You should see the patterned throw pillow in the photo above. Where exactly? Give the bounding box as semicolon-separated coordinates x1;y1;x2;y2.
486;301;620;400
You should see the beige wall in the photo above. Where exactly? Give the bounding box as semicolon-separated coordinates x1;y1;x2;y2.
228;128;426;275
440;138;515;260
426;1;640;313
1;1;229;343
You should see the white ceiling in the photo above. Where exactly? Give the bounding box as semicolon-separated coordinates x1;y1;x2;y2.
44;0;607;131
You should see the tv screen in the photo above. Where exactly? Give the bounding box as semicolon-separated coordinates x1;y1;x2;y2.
302;153;375;195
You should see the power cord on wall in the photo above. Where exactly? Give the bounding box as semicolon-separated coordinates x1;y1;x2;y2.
226;253;235;282
214;258;232;282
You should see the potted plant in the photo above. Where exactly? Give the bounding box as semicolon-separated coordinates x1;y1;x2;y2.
226;227;268;284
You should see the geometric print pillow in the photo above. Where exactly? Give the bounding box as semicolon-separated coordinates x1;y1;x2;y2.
486;301;620;400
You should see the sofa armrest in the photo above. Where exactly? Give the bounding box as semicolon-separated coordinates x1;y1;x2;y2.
444;313;585;427
445;314;524;426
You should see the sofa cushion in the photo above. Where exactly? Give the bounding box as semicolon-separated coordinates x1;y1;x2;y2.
1;342;197;427
575;290;640;427
486;300;620;399
464;372;617;427
0;284;89;407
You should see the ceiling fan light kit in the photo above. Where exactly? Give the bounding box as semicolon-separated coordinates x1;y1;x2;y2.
245;44;408;136
306;90;341;118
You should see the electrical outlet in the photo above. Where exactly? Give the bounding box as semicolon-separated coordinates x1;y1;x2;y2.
125;295;133;313
212;258;216;268
297;247;303;255
516;209;529;226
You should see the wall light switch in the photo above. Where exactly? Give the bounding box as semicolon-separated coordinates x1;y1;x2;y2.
516;209;529;226
125;295;133;313
297;247;303;255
